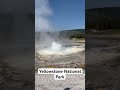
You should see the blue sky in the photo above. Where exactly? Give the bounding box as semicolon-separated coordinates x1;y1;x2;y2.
50;0;85;30
35;0;85;32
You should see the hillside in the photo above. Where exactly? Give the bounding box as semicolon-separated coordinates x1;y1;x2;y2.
59;29;85;38
35;29;85;40
86;7;120;30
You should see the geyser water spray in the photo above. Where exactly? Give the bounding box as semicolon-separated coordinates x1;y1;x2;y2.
51;41;62;51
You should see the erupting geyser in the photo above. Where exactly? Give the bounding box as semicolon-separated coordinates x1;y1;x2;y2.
37;41;84;56
51;41;62;51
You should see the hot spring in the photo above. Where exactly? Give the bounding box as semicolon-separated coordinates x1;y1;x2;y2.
37;41;84;55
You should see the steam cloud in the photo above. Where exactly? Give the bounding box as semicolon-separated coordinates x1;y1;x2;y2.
35;0;57;47
35;0;53;32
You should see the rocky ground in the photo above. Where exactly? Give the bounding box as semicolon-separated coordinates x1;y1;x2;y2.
35;50;85;69
35;41;85;69
86;35;120;90
0;43;34;89
35;74;85;90
35;41;85;90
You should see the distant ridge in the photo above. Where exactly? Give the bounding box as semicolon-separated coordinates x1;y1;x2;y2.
35;29;85;40
60;29;84;31
86;7;120;30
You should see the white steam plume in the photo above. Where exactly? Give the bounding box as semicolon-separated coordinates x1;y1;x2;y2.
35;0;53;32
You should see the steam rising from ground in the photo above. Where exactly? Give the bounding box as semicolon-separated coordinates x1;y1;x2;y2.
51;41;62;51
35;0;53;32
37;41;84;55
35;0;56;46
35;0;85;55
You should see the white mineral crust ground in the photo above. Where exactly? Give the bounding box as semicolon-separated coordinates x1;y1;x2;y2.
37;41;84;55
35;41;85;68
35;73;85;90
